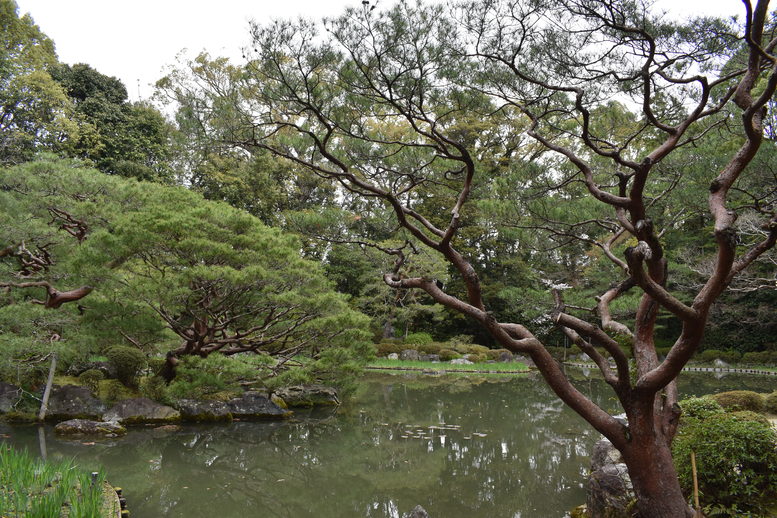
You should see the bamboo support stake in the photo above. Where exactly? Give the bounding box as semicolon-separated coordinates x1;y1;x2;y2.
38;352;57;421
691;450;701;517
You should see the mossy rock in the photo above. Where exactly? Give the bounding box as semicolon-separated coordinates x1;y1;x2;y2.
104;398;181;425
2;411;37;423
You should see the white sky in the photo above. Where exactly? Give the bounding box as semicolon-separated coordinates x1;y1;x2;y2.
16;0;740;102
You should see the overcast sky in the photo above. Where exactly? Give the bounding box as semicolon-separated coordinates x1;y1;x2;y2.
16;0;740;102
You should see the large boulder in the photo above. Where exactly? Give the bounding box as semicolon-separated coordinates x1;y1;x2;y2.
176;399;232;422
587;439;634;518
0;382;21;413
104;397;180;425
273;385;340;408
400;349;421;361
45;385;106;422
226;391;293;419
54;419;126;437
449;358;473;365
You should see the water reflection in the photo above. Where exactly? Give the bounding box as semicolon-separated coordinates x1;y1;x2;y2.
1;372;774;518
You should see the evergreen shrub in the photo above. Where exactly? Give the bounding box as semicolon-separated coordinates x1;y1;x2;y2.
105;346;146;387
673;412;777;516
765;391;777;415
710;390;765;413
418;343;442;354
376;343;402;356
404;332;433;345
77;369;105;393
678;396;723;420
438;349;462;361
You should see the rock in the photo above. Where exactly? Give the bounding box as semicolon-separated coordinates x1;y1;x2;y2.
387;353;399;360
176;399;232;422
54;419;126;437
273;385;339;408
418;354;431;361
449;358;473;365
427;354;440;363
714;358;729;368
104;398;180;425
403;505;430;518
587;439;634;518
226;391;293;419
498;351;514;362
45;385;106;422
0;382;21;413
400;349;420;361
152;424;182;433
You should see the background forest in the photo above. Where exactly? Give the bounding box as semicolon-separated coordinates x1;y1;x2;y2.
2;0;774;383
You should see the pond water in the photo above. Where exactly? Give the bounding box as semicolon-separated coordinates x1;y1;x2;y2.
1;370;776;518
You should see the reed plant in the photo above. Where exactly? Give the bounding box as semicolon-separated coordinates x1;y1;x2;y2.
0;444;107;517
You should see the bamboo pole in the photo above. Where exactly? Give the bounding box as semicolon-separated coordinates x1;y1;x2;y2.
38;352;57;421
691;451;702;517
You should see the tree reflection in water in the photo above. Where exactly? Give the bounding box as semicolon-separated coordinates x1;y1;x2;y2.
1;372;773;518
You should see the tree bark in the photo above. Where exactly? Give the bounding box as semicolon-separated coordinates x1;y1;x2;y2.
623;438;693;518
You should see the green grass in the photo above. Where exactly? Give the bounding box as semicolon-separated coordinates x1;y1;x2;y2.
367;358;529;373
0;444;110;518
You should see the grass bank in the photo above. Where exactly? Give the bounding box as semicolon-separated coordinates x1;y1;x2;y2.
366;358;529;374
0;444;115;518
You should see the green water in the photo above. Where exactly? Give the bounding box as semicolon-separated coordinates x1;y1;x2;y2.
1;371;775;518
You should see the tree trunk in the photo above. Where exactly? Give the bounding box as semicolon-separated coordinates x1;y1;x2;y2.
623;433;693;518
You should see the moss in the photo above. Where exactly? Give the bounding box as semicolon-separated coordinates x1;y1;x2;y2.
2;411;37;423
270;394;288;409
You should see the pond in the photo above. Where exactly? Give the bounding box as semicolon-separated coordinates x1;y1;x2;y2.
1;370;775;518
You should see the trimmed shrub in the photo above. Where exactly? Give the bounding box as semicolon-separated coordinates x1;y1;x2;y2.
376;342;402;357
679;396;724;420
77;369;105;393
105;346;147;387
146;357;166;376
729;410;770;426
698;349;724;363
438;349;462;362
418;343;442;355
404;332;433;345
673;412;777;516
100;379;129;405
765;391;777;415
140;375;171;405
710;390;765;413
465;344;490;355
167;355;257;400
466;353;486;364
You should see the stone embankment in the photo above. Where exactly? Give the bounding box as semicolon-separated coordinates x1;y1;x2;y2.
0;383;339;436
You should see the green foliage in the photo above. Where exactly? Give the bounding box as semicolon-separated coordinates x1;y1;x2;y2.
439;349;462;361
376;342;402;357
678;396;724;420
99;379;130;405
77;368;104;393
673;412;777;516
167;355;260;400
105;346;146;387
710;391;765;413
697;349;742;364
404;332;434;345
418;343;443;355
764;391;777;415
140;375;171;405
